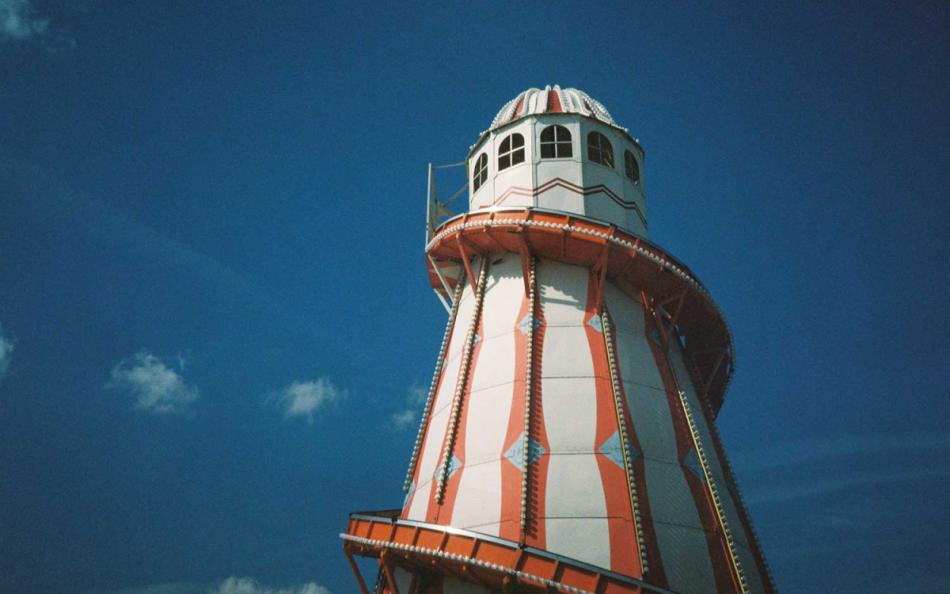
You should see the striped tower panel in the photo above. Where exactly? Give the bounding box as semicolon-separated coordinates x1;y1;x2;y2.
537;260;612;570
607;286;719;593
450;255;523;534
404;259;483;522
667;341;770;594
344;86;776;594
644;304;740;593
497;257;533;541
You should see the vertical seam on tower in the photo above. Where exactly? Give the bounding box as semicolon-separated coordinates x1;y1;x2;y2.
601;305;649;575
698;398;778;592
645;295;748;594
403;279;466;493
676;390;748;594
435;257;489;505
520;256;537;537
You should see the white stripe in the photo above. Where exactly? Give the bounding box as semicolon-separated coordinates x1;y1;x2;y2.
538;261;611;570
406;278;478;521
451;460;503;536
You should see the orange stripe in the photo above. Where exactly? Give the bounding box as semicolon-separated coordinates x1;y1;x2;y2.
523;283;549;549
499;287;531;541
547;89;563;113
432;312;485;525
642;300;737;593
512;95;525;120
604;308;670;588
583;272;640;577
401;316;458;519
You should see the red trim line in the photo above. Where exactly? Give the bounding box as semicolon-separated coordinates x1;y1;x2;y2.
546;89;563;113
641;295;738;593
492;178;648;229
499;283;531;542
511;95;526;120
584;273;641;577
604;305;670;588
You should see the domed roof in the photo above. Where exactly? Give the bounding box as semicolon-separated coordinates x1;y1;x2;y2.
490;85;620;131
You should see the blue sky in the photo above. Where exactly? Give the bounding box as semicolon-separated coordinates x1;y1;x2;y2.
1;1;948;593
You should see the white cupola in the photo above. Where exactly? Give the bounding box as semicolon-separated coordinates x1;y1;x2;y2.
467;85;648;238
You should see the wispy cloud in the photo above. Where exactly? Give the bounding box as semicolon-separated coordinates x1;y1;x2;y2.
90;583;201;594
106;351;199;415
211;577;331;594
732;433;950;474
0;323;13;381
270;378;344;423
0;0;48;43
2;154;320;342
734;432;950;506
89;577;331;594
744;465;950;506
391;383;427;430
0;0;72;51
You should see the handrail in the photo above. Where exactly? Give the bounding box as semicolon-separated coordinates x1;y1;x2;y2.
342;510;680;594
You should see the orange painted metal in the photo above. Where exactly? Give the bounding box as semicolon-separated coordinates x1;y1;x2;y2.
425;208;734;415
341;511;676;594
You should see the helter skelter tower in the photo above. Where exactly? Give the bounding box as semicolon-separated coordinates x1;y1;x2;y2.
342;86;776;594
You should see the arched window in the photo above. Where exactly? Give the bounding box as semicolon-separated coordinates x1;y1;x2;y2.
498;133;525;171
624;150;640;183
587;131;614;168
472;153;488;192
540;125;572;158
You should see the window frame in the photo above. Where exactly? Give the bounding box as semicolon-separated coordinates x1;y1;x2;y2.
624;149;640;184
472;153;488;192
539;124;573;160
497;132;526;171
587;131;615;169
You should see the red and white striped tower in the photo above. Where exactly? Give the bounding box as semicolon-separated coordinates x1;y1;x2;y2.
342;86;776;594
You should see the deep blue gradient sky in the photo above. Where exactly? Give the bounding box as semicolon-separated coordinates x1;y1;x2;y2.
1;2;948;593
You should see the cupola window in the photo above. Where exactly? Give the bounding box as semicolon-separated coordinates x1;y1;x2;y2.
587;131;614;168
540;125;573;158
624;150;640;184
472;153;488;192
498;133;525;171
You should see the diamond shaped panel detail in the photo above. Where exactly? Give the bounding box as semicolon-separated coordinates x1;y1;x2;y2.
599;431;624;468
517;314;541;335
587;314;603;333
504;433;546;471
433;453;462;481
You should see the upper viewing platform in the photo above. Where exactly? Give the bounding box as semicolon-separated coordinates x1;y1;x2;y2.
466;85;648;237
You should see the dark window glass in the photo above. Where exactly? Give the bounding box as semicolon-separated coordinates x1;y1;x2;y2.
540;125;572;158
472;153;488;192
498;133;525;171
624;150;640;183
587;131;614;168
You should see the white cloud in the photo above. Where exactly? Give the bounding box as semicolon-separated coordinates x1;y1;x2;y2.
391;383;427;430
210;577;331;594
271;378;344;423
0;0;49;42
0;323;13;381
107;351;199;415
88;577;331;594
